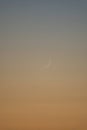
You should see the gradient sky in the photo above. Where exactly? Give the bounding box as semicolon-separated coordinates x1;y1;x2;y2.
0;0;87;130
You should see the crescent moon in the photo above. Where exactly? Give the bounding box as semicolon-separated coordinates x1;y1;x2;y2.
44;59;51;69
41;58;52;70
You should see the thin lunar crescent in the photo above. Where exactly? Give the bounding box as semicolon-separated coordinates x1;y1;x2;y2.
44;59;51;69
41;58;52;70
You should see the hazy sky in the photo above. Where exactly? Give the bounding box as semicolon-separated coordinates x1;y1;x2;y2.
0;0;87;129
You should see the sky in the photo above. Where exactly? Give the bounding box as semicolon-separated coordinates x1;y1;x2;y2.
0;0;87;129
